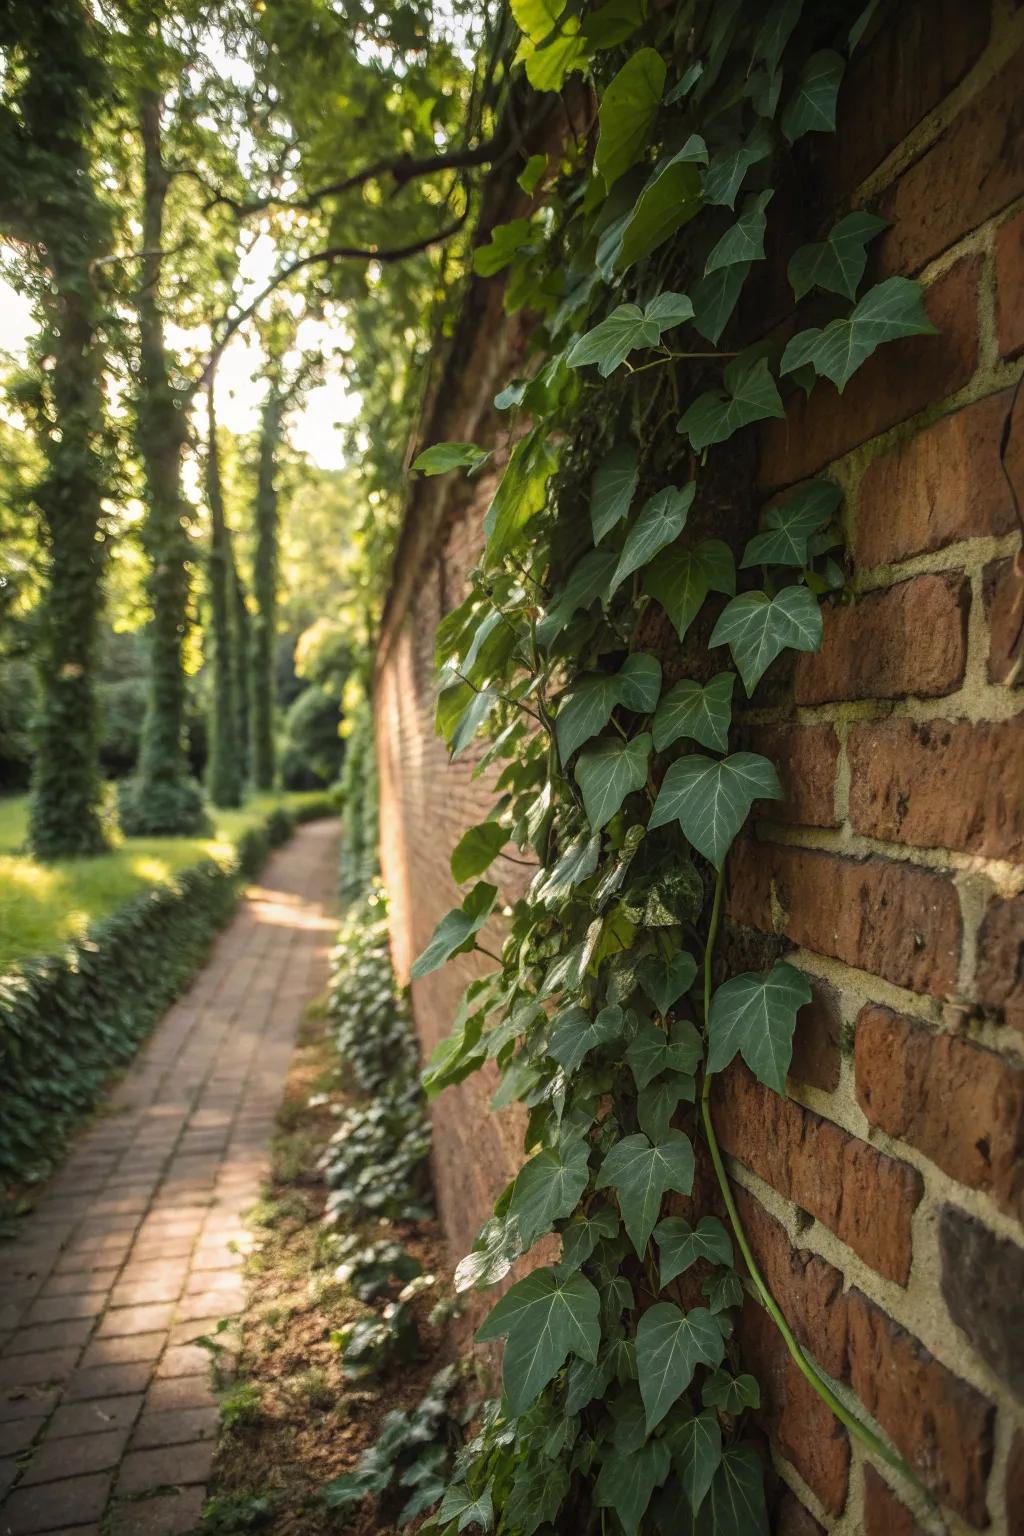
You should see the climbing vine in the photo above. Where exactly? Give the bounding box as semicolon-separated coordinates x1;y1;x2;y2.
407;3;937;1533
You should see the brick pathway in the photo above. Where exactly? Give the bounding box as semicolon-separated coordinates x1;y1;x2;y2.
0;820;338;1536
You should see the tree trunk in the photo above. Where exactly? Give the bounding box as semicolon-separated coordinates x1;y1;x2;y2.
121;88;207;835
203;377;242;807
251;390;282;791
15;0;110;860
230;551;252;785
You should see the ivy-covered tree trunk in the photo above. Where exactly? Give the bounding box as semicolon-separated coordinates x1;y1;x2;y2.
2;0;111;860
230;550;252;786
120;89;207;836
203;378;242;807
251;389;282;791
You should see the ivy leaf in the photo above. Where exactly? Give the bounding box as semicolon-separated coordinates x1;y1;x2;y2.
536;549;617;644
707;961;812;1093
644;539;735;642
709;585;823;694
411;882;497;978
691;261;751;345
508;1138;591;1248
702;1369;761;1413
752;0;803;76
637;950;698;1015
510;0;565;43
450;689;498;758
780;276;936;392
559;1206;620;1273
556;655;660;763
476;1266;600;1414
649;752;781;869
595;48;666;188
435;1481;494;1532
536;831;601;904
566;1349;617;1414
596;1130;695;1256
591;443;639;543
574;733;652;831
655;1216;734;1286
548;1003;626;1075
450;821;507;883
645;291;697;330
664;1409;722;1515
626;1019;701;1090
412;442;489;475
703;123;772;209
483;430;557;561
568;293;694;377
740;480;841;569
521;25;589;92
704;190;773;275
504;1461;570;1535
615;138;707;272
781;49;845;142
473;217;533;277
616;653;662;712
636;1072;695;1141
679;355;785;453
636;1303;725;1430
582;0;644;49
703;1445;769;1536
653;672;734;753
594;1439;671;1536
454;1213;523;1292
788;211;888;302
703;1270;745;1313
611;484;695;591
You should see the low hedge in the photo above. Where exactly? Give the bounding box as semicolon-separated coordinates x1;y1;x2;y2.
0;799;334;1199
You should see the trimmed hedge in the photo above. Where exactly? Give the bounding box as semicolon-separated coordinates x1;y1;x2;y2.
0;798;335;1198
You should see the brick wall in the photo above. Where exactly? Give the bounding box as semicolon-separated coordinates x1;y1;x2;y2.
376;8;1024;1531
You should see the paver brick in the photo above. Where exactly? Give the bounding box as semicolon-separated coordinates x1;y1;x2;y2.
96;1304;174;1338
61;1364;153;1402
116;1439;215;1495
80;1333;166;1369
47;1397;144;1439
21;1426;129;1485
1;1470;111;1533
108;1485;205;1535
131;1406;218;1449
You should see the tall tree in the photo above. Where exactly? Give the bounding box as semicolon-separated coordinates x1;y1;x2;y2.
0;0;111;858
250;384;283;792
230;550;252;785
203;372;242;807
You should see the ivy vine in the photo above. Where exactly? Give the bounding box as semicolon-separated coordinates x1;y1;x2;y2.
407;3;936;1532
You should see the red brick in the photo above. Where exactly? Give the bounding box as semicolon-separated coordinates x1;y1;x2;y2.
789;977;842;1092
733;1189;848;1376
847;1290;993;1524
728;843;962;997
976;893;1024;1029
854;392;1021;565
738;1300;850;1515
796;574;970;705
116;1438;215;1496
748;723;839;827
983;556;1024;687
1008;1431;1024;1536
847;716;1024;860
760;257;980;485
96;1304;173;1338
863;1465;927;1536
21;1426;128;1485
1;1470;111;1533
879;50;1024;274
714;1066;922;1283
996;210;1024;359
827;0;990;193
856;1006;1024;1218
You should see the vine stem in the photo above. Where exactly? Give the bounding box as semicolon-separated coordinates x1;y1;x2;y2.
699;868;924;1490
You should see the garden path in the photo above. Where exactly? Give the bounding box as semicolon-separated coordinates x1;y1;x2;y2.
0;818;338;1536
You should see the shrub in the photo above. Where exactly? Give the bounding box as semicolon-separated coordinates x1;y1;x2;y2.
280;683;344;790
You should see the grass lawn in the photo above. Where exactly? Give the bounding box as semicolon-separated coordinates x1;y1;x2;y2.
0;789;332;973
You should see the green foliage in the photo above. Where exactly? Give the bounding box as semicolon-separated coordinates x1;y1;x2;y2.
280;684;343;790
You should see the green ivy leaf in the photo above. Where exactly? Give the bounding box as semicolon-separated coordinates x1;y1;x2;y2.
454;1213;523;1292
536;549;617;645
704;189;772;275
780;275;936;392
707;960;812;1093
473;217;534;277
450;689;498;758
626;1019;701;1090
752;0;803;75
435;1481;495;1532
411;882;498;978
703;123;772;209
702;1369;760;1413
637;950;698;1014
476;1266;600;1414
548;1003;626;1074
568;292;693;377
691;260;751;345
740;480;842;568
596;1129;695;1255
594;1439;671;1536
595;48;667;189
636;1072;695;1141
508;1137;591;1248
450;821;507;883
655;1216;734;1285
611;484;695;591
559;1206;620;1273
664;1409;722;1515
644;539;735;642
591;443;639;543
703;1444;769;1536
510;0;565;42
636;1303;725;1430
616;653;662;713
649;752;781;868
709;584;823;694
536;831;602;904
781;49;845;142
652;672;734;753
581;0;644;49
412;442;489;475
615;137;707;271
484;430;558;561
678;355;785;452
556;654;660;763
788;210;888;302
517;153;548;195
521;24;589;91
504;1460;570;1535
574;733;652;831
703;1269;745;1313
